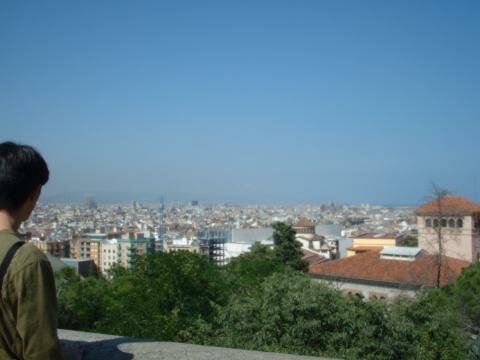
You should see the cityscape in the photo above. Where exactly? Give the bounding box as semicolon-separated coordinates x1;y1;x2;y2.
22;199;414;267
21;195;476;298
2;0;480;358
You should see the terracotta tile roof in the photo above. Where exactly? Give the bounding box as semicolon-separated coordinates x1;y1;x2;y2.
302;249;328;266
312;234;326;241
416;196;480;215
294;218;316;228
309;250;469;287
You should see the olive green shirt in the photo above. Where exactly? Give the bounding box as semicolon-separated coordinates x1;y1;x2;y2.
0;230;65;359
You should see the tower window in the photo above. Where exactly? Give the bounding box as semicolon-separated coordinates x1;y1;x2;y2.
448;219;455;228
457;219;463;228
425;219;432;227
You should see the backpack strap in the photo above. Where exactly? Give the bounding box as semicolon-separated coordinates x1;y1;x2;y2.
0;242;24;290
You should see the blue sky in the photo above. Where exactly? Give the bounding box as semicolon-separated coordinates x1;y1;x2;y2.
1;1;479;204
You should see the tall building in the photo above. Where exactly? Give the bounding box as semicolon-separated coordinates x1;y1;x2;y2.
156;197;165;252
85;196;97;210
100;239;120;277
70;233;105;270
117;232;154;270
198;229;228;266
72;232;155;276
416;195;480;263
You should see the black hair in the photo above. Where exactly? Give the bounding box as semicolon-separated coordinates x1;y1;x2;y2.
0;142;49;211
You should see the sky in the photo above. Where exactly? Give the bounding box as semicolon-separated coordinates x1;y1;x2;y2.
1;0;479;205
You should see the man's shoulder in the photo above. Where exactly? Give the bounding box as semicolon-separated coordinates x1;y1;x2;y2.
12;243;49;270
1;232;51;297
0;230;49;271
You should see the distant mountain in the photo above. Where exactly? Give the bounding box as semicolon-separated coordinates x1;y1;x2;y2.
41;190;163;204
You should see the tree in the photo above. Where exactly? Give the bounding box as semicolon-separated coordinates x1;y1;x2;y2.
272;222;308;272
418;183;453;288
402;236;418;247
58;251;229;341
184;271;461;359
428;183;452;288
225;242;283;292
57;275;109;331
449;263;480;332
394;290;473;359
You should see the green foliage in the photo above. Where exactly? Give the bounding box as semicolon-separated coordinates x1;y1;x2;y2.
58;274;108;331
391;291;472;360
402;236;418;247
184;272;427;359
58;251;228;340
57;239;478;359
225;242;283;292
272;222;308;272
452;263;480;329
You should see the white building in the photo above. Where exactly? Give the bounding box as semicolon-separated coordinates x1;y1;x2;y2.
293;218;331;259
100;239;120;277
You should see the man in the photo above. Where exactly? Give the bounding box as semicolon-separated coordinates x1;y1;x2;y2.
0;142;65;359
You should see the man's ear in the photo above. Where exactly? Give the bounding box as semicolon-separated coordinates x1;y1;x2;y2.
14;187;42;223
30;186;42;202
23;186;42;217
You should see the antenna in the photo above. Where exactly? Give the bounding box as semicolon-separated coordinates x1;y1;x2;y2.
157;197;165;252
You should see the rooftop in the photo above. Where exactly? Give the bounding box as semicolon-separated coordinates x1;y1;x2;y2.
415;196;480;216
380;246;422;259
302;249;328;266
293;218;316;228
309;250;469;288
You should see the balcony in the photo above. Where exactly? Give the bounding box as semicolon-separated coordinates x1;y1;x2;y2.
58;329;330;360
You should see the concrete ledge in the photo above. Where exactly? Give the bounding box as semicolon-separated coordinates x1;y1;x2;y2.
59;329;330;360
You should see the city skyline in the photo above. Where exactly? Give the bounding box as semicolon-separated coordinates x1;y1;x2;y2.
1;1;479;204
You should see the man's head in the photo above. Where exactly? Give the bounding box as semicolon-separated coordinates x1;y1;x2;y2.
0;142;49;221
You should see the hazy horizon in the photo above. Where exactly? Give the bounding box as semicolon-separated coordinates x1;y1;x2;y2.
38;189;429;208
2;1;479;205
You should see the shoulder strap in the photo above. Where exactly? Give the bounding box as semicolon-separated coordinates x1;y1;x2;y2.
0;242;24;290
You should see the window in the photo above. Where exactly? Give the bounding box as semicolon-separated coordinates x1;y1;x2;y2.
433;219;439;228
457;219;463;228
441;219;447;227
426;218;432;227
448;219;455;228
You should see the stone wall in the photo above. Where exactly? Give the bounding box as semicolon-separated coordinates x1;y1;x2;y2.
313;278;417;301
58;329;332;360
